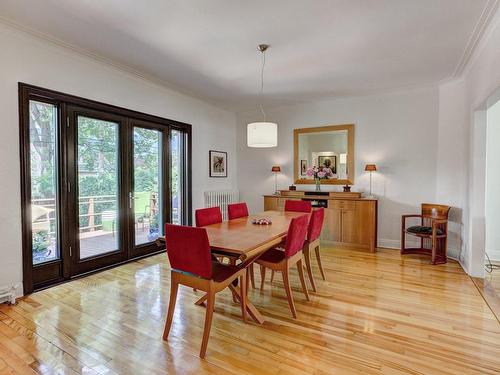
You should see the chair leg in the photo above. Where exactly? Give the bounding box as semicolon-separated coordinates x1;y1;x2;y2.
270;270;275;284
282;267;297;318
249;263;256;289
314;246;326;280
431;234;437;265
229;258;238;303
296;259;310;301
303;247;317;292
199;287;215;358
260;265;267;290
240;273;247;323
163;273;179;340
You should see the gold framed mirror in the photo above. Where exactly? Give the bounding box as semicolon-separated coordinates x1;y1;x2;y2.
294;124;354;185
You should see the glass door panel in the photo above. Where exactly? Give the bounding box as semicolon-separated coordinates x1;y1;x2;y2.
133;127;162;245
171;130;184;224
29;100;59;265
77;116;120;259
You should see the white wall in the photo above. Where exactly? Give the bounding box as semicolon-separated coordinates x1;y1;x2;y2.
435;80;468;261
444;7;500;277
0;23;237;295
485;100;500;261
237;88;441;250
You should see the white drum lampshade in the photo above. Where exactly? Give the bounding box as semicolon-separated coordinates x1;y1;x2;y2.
247;122;278;148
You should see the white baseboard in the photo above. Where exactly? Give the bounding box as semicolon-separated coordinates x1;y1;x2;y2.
378;238;461;262
486;250;500;262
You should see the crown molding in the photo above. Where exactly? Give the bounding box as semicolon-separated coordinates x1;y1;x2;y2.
0;16;229;112
453;0;500;77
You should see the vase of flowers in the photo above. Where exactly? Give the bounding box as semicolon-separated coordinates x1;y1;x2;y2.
306;166;334;192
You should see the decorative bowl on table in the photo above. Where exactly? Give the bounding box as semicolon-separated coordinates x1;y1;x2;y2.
252;218;272;225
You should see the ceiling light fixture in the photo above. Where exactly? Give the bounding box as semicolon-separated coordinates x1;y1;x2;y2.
247;44;278;148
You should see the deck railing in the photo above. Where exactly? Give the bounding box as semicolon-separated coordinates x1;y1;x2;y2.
31;193;178;235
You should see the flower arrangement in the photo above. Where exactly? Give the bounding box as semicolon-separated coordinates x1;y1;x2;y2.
306;166;334;191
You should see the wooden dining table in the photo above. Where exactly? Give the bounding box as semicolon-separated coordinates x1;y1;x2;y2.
157;210;307;324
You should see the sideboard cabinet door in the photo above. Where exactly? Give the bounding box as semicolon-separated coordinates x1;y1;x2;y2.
321;207;341;242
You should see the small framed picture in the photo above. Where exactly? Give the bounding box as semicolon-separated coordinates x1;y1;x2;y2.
300;160;307;176
318;155;337;174
209;150;227;178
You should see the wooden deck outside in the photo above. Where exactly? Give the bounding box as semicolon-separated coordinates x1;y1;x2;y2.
1;247;499;374
79;228;154;258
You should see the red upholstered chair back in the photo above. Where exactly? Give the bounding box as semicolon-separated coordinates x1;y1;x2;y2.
228;202;249;220
195;207;222;227
284;214;309;258
307;208;325;242
165;224;212;279
284;200;312;213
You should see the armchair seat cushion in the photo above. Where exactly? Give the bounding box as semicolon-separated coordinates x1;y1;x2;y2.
407;225;444;236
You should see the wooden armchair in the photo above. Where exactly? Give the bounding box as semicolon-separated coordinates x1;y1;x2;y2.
401;203;451;264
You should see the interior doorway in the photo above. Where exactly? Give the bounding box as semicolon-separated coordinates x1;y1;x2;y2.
485;93;500;306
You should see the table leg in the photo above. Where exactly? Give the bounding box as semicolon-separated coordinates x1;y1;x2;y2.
228;284;264;324
194;287;264;324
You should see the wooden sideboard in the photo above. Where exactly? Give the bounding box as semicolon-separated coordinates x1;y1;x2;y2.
263;190;378;252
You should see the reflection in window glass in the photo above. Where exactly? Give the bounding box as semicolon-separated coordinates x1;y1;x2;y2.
77;116;119;259
134;127;162;244
171;130;183;224
30;101;59;265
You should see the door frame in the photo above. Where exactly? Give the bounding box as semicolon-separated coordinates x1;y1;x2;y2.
66;105;129;276
19;83;192;293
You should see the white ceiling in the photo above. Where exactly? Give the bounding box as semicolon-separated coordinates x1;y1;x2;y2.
0;0;489;111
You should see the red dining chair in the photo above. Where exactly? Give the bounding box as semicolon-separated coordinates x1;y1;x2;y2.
268;199;312;285
284;200;312;213
195;206;222;227
227;202;256;289
256;214;310;318
162;224;247;358
303;208;325;292
227;202;249;220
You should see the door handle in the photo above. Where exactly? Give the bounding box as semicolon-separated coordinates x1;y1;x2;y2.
129;192;134;209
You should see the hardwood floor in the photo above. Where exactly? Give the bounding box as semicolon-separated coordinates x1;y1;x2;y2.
473;267;500;322
1;247;499;374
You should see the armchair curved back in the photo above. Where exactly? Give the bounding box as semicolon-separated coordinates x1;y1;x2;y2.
421;204;451;219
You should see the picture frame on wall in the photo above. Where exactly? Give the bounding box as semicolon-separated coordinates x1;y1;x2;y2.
300;160;307;176
209;150;227;177
318;154;337;174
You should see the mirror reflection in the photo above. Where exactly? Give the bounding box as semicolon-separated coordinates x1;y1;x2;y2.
297;130;348;180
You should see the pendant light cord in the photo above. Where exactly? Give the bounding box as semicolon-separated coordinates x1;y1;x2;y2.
260;49;266;121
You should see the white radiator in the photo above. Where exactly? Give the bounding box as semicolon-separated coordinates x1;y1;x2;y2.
204;190;239;220
0;284;17;305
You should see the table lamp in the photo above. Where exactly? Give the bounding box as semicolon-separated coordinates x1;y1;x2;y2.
364;164;377;198
271;165;281;195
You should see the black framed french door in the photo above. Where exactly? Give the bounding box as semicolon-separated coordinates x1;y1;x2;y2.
66;106;129;275
128;120;170;258
20;83;192;292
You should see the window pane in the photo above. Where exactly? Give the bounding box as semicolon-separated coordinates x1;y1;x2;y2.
171;130;184;224
77;116;119;259
30;101;59;265
133;127;162;245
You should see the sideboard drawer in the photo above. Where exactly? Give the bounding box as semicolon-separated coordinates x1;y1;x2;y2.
330;200;356;211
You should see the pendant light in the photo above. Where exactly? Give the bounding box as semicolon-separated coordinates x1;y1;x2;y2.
247;44;278;148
